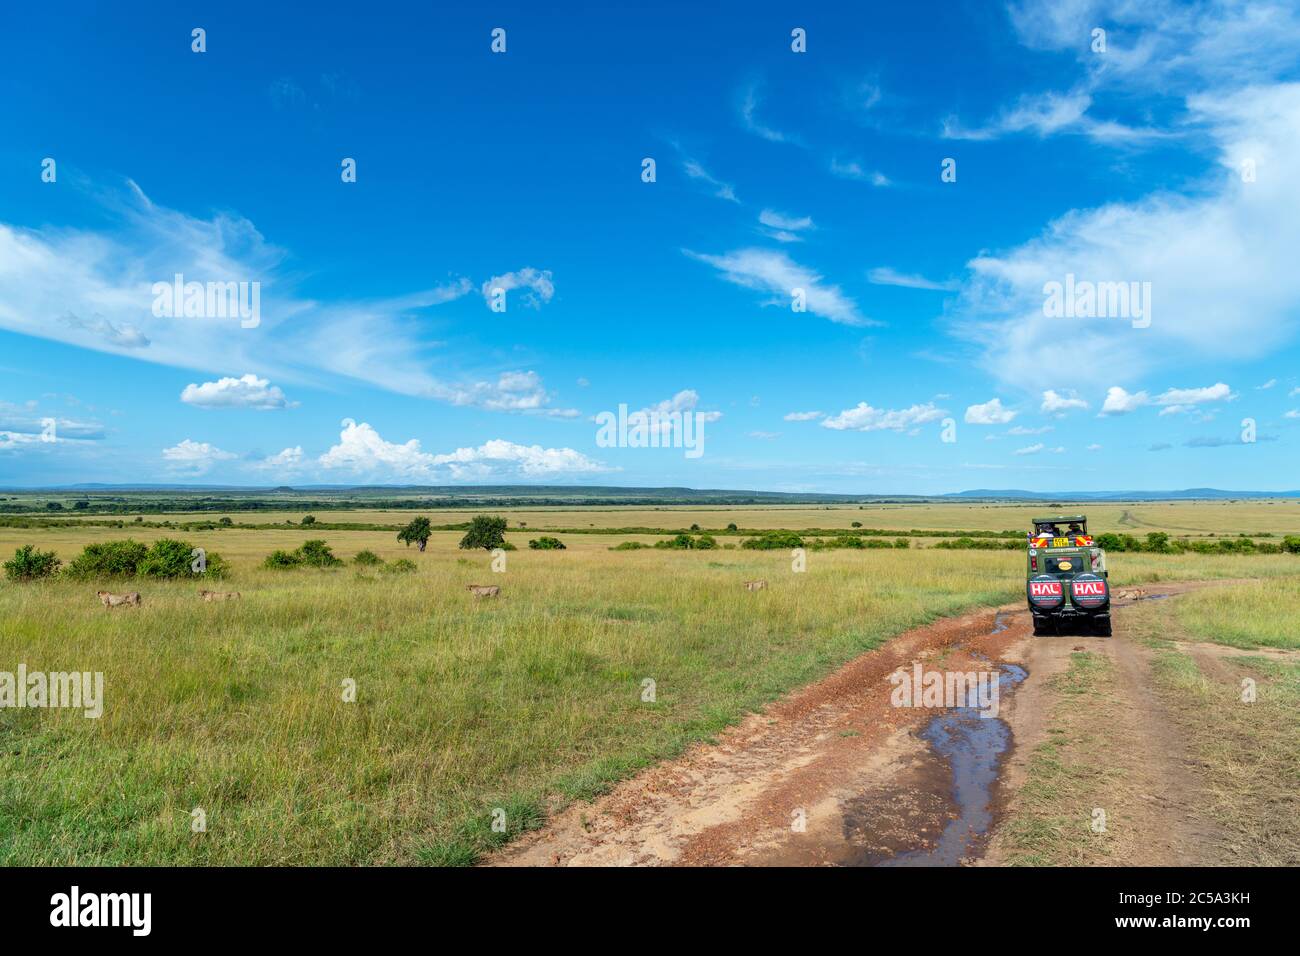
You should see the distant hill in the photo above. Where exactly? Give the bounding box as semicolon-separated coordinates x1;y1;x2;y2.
3;484;1299;504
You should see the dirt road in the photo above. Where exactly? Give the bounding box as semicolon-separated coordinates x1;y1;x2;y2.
490;582;1233;867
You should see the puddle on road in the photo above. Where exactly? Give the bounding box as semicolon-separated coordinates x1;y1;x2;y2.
990;611;1009;634
877;662;1026;867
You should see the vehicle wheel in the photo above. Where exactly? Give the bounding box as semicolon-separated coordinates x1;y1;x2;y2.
1092;616;1112;637
1032;617;1052;636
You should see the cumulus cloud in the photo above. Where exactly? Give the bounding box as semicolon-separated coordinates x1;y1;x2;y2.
248;446;304;472
1154;382;1233;415
317;419;607;481
685;248;870;326
180;374;294;409
821;402;946;432
964;398;1016;425
1100;386;1150;415
430;370;578;418
162;439;237;475
1040;388;1089;415
480;268;554;309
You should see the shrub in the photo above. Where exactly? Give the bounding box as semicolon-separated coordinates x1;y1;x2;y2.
64;539;150;578
301;515;316;525
459;515;507;551
1283;535;1300;554
726;523;738;532
655;533;696;550
741;531;804;550
851;521;862;528
3;545;61;582
381;558;417;575
689;524;701;531
610;541;650;551
136;538;199;578
297;540;343;568
219;516;233;526
894;537;910;549
264;540;343;570
695;534;718;550
264;549;301;569
528;536;566;550
353;550;384;567
398;517;433;551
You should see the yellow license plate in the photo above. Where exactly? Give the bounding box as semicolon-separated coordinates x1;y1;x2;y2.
1052;537;1069;548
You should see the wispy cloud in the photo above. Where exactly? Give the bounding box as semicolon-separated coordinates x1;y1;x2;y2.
685;248;872;326
867;267;957;292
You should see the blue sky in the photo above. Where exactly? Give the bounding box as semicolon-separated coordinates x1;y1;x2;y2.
2;0;1300;492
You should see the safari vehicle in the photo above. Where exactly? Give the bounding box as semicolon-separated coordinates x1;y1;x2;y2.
1025;514;1111;636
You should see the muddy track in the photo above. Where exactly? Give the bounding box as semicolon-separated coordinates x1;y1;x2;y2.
489;580;1230;867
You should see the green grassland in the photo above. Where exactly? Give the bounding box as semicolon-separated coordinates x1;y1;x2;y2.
1;503;1297;865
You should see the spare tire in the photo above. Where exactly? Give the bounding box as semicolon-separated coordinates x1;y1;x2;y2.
1070;572;1109;609
1027;574;1065;610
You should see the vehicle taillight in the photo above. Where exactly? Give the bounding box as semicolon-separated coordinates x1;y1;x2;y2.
1030;555;1038;571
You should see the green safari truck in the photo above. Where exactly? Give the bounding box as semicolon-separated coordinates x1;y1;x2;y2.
1025;514;1112;636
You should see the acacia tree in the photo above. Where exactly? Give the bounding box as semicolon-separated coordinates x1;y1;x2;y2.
459;515;507;551
397;516;433;552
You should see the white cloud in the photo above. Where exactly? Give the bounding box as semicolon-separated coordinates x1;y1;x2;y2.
953;84;1300;387
1087;443;1103;451
1040;388;1089;415
162;439;237;475
479;268;554;309
747;431;780;440
681;157;738;203
758;209;814;242
867;267;958;292
1258;378;1277;389
0;180;587;416
685;248;871;326
1008;424;1053;435
1014;443;1046;455
317;419;607;481
429;370;578;418
784;410;823;421
964;398;1017;425
1100;386;1150;415
248;446;305;472
1155;382;1233;406
821;402;946;432
829;157;890;186
740;83;796;144
1285;409;1300;419
180;374;294;409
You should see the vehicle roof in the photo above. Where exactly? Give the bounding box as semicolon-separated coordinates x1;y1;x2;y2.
1031;515;1087;523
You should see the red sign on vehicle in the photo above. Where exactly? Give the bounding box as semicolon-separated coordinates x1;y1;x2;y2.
1073;580;1106;597
1030;581;1062;597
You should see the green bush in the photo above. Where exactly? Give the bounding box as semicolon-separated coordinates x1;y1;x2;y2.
528;536;566;550
894;537;910;549
136;538;199;578
264;540;343;570
3;545;61;582
655;533;696;550
353;550;384;566
297;540;344;568
741;531;804;550
610;541;650;551
459;515;507;551
64;539;150;578
1283;536;1300;554
695;534;718;550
